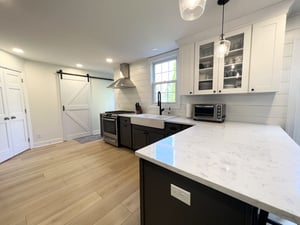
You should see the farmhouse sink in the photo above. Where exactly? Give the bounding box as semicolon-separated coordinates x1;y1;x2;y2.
130;114;175;129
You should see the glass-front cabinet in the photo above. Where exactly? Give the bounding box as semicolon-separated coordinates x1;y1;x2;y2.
194;26;251;95
194;40;218;94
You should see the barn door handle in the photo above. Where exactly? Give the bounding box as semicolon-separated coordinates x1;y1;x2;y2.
4;117;10;120
11;116;16;119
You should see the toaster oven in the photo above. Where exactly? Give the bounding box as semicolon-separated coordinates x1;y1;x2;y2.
193;104;226;122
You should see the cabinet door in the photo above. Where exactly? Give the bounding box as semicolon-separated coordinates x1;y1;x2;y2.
148;131;165;145
165;123;182;136
178;44;195;95
217;27;251;94
249;15;286;93
119;117;132;149
132;126;148;150
194;40;219;95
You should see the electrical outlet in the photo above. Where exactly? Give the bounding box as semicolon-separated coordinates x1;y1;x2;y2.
170;184;191;206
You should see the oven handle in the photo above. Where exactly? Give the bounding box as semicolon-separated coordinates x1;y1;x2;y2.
103;118;116;122
195;105;214;108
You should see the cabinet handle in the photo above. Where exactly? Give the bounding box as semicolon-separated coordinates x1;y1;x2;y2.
4;117;10;121
251;88;255;92
189;91;192;94
213;90;216;93
11;116;16;119
219;90;222;93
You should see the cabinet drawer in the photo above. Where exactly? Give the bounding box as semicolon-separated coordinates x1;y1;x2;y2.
120;116;131;125
165;123;182;134
165;123;192;136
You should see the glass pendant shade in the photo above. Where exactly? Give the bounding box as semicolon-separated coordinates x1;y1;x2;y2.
179;0;207;21
216;39;230;58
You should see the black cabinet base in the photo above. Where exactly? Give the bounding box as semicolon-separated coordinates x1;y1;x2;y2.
140;159;258;225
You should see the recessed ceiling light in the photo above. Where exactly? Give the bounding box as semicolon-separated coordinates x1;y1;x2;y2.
106;58;113;63
152;48;158;51
76;64;83;68
12;48;24;54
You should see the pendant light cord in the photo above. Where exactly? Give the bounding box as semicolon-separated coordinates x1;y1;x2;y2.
221;2;225;40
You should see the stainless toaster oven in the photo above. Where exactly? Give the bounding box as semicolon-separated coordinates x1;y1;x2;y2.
193;104;226;122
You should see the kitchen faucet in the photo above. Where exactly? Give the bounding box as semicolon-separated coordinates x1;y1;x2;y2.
157;91;164;115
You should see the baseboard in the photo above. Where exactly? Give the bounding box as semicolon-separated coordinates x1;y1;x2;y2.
92;130;100;135
33;138;64;148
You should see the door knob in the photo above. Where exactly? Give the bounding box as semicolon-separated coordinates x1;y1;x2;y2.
4;117;10;120
11;116;16;119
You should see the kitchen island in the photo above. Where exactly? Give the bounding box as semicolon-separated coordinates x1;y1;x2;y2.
135;121;300;225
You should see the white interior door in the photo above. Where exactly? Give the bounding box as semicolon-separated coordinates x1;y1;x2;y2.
0;70;13;162
60;75;91;140
4;70;29;155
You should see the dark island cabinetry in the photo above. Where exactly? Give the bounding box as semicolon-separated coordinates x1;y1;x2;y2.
140;159;258;225
132;125;165;150
132;122;192;150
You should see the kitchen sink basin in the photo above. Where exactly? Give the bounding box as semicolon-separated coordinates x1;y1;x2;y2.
130;114;175;129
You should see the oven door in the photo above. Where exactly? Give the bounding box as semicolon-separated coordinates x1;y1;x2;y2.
193;105;216;121
102;116;118;139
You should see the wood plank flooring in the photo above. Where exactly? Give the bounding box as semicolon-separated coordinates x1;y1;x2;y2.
0;140;140;225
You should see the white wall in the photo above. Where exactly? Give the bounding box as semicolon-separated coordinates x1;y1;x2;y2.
0;50;24;71
90;78;115;134
114;14;300;131
285;14;300;144
23;61;63;147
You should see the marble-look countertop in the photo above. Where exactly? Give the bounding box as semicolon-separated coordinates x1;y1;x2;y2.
135;121;300;224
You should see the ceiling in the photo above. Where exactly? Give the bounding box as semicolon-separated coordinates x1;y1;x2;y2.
0;0;298;74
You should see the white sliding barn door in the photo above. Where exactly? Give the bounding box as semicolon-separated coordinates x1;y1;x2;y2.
60;75;91;140
0;69;29;162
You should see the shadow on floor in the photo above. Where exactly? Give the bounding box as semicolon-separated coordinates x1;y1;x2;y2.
74;135;102;144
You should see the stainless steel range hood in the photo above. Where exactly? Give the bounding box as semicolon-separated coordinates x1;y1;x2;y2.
107;63;136;89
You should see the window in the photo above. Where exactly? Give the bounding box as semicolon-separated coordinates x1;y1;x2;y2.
152;55;177;104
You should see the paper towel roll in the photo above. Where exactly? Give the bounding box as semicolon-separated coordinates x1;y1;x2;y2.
186;103;192;118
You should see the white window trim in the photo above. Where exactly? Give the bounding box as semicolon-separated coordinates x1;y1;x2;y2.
149;50;180;110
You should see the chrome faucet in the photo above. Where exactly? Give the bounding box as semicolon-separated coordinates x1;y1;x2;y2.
157;91;164;115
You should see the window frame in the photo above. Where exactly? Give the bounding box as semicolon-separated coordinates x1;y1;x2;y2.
149;50;179;107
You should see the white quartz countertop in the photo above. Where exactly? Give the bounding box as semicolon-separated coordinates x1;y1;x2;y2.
120;114;197;126
135;121;300;224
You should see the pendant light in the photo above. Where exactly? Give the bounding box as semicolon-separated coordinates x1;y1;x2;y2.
216;0;231;58
179;0;207;21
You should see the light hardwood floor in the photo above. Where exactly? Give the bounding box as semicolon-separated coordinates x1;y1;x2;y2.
0;140;140;225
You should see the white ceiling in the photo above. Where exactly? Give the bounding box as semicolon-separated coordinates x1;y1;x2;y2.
0;0;298;74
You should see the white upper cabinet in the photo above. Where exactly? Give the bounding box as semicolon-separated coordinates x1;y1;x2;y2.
194;39;218;95
178;14;286;96
218;27;252;94
193;27;251;95
249;15;286;93
178;43;195;95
